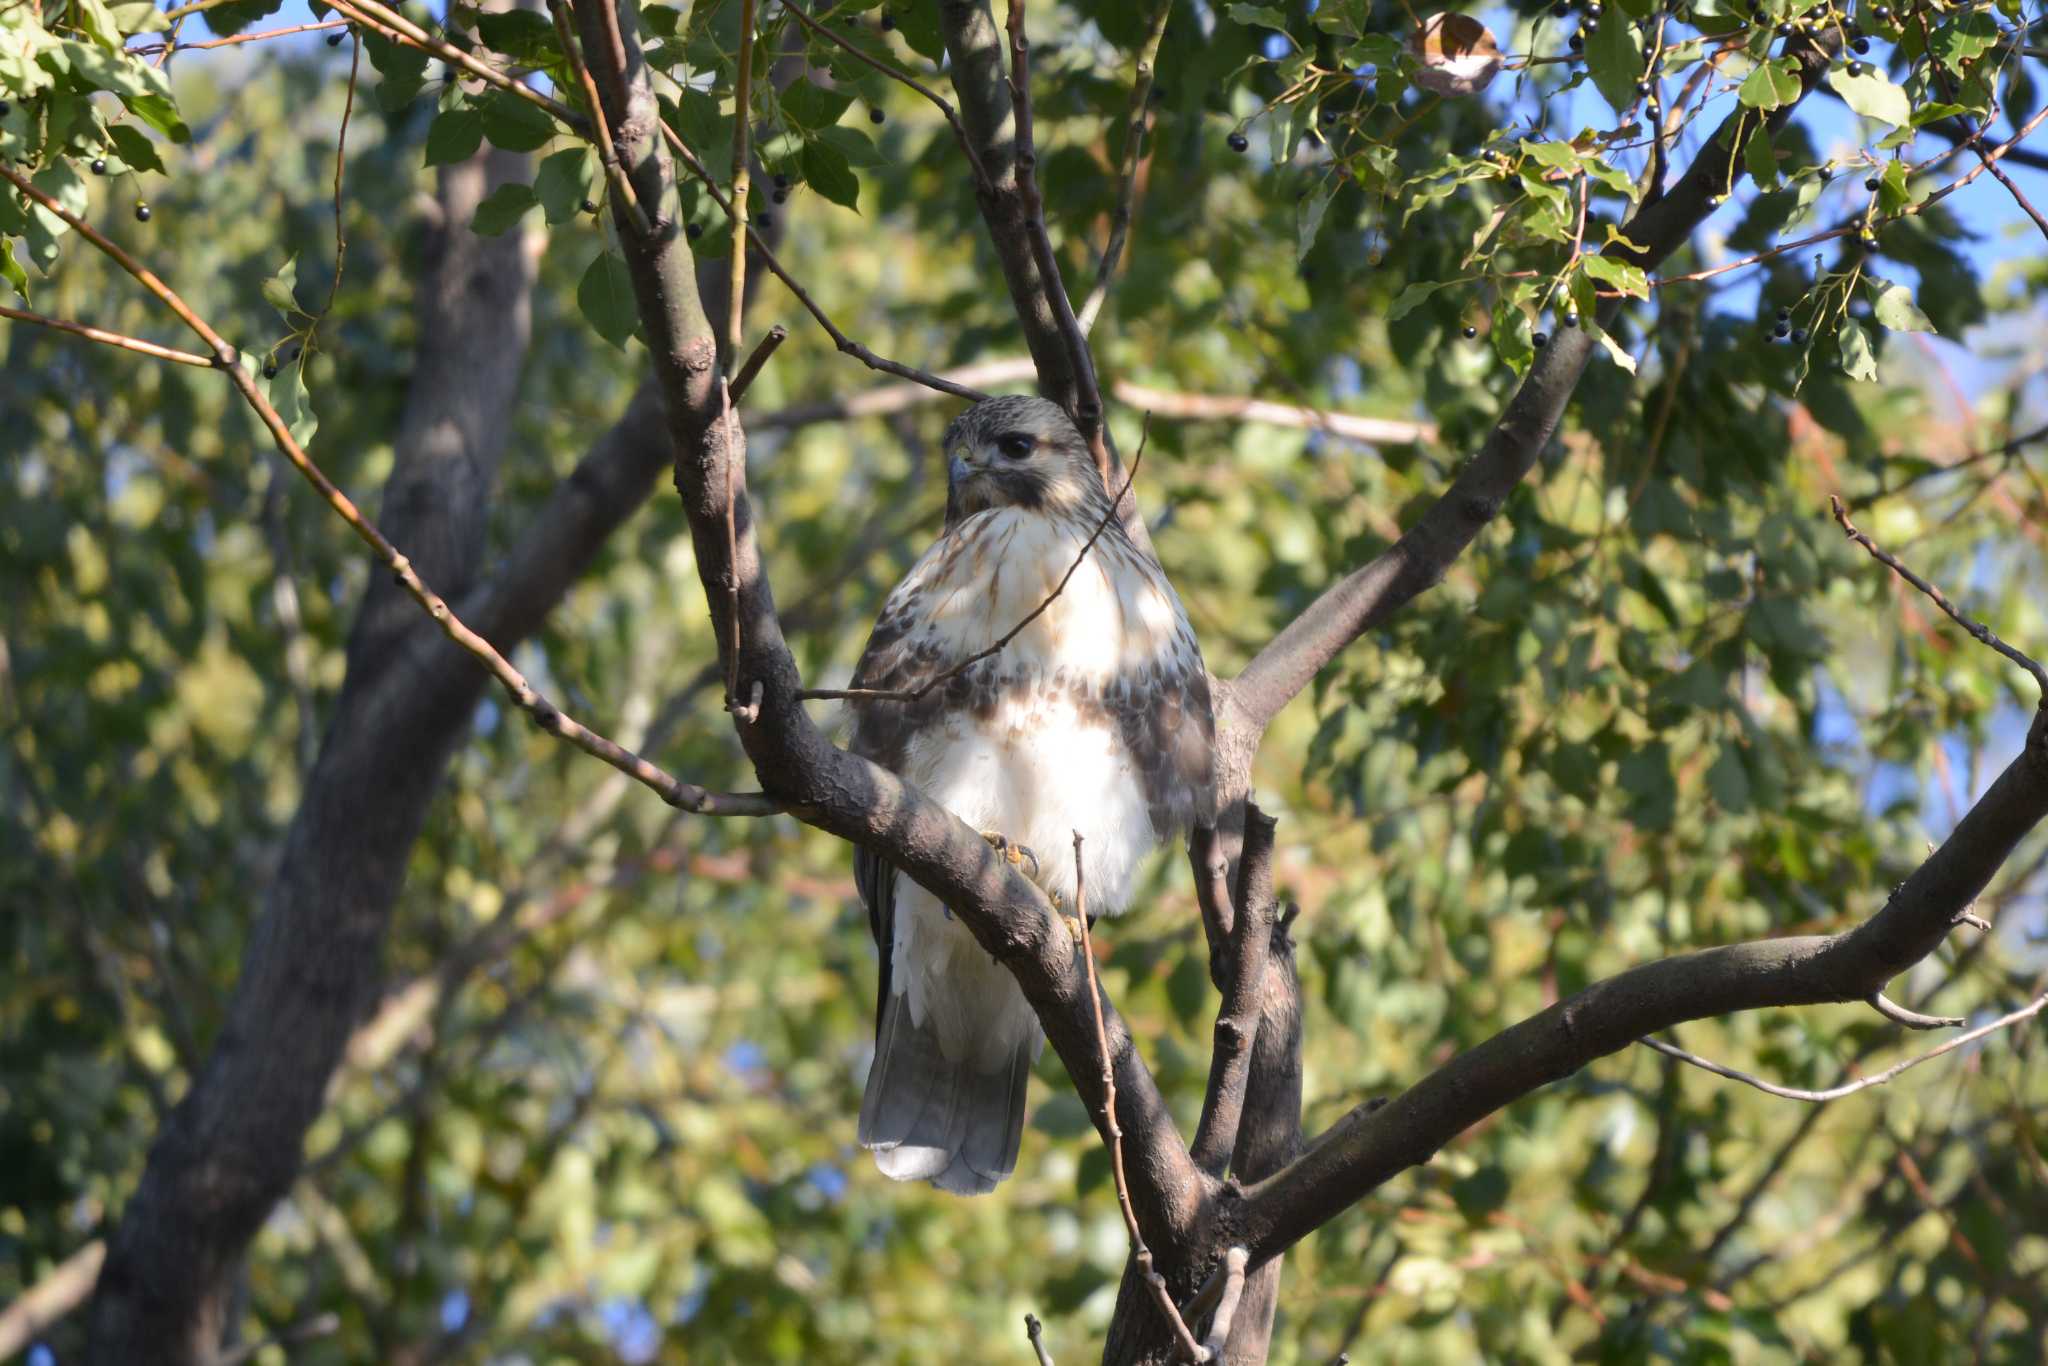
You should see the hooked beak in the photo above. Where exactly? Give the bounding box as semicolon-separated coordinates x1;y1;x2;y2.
947;448;975;484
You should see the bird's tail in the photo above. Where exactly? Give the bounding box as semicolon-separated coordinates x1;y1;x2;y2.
857;989;1035;1196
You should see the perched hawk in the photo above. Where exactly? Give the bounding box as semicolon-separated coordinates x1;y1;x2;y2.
848;395;1215;1195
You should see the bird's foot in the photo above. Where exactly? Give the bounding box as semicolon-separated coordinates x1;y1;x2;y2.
980;830;1041;881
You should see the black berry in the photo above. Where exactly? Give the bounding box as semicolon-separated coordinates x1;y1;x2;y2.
1872;3;1889;18
1864;175;1880;191
327;30;343;46
0;101;10;117
134;202;151;222
756;210;774;230
1227;131;1249;152
868;106;885;123
1777;306;1791;321
581;198;596;213
1846;59;1864;75
686;221;704;239
1533;331;1549;348
90;158;107;175
1791;327;1809;343
1569;32;1584;51
1775;21;1792;35
1773;321;1790;338
1819;166;1833;181
262;359;278;378
773;173;790;189
1860;231;1878;249
1636;80;1650;96
772;188;787;204
1463;324;1478;338
1588;2;1603;16
1852;35;1870;51
880;11;895;29
1321;107;1337;125
1564;311;1580;328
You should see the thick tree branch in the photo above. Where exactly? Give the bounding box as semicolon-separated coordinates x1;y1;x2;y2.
1226;705;2048;1268
574;0;1210;1255
1189;806;1277;1178
1224;33;1844;735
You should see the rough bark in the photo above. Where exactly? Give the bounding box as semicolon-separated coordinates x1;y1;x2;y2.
84;147;539;1366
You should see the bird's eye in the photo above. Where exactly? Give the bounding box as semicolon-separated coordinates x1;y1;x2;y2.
994;433;1035;461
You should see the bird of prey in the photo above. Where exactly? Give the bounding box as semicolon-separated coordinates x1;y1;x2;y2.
847;395;1215;1195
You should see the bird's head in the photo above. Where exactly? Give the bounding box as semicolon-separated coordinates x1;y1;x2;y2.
942;395;1105;523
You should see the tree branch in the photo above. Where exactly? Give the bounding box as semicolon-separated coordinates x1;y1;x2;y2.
1227;705;2048;1268
1640;988;2048;1103
574;0;1210;1258
1078;0;1171;335
1189;806;1277;1178
1224;31;1845;735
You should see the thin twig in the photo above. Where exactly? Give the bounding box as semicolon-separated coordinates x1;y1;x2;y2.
125;18;347;53
0;305;214;366
1112;379;1434;446
1829;494;2048;701
780;0;990;189
325;0;584;133
0;160;780;823
720;375;748;719
1074;833;1208;1364
800;421;1147;703
550;0;651;238
1191;1246;1250;1361
730;324;787;399
658;120;989;400
1869;991;1965;1031
727;0;756;367
1024;1312;1055;1366
1640;991;2048;1103
1077;0;1170;335
1003;0;1107;464
319;30;361;323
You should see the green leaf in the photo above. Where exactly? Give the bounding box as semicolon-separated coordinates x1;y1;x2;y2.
107;123;165;174
472;182;538;236
1869;279;1933;333
270;360;318;449
72;0;125;51
1707;747;1752;811
424;108;484;166
106;2;169;35
1743;121;1779;189
782;79;853;131
0;239;28;301
1738;57;1800;110
1296;181;1332;261
364;31;429;112
799;139;860;211
1226;3;1291;29
577;251;639;350
535;148;596;225
121;92;190;144
479;91;556;152
198;0;284;38
1930;12;1998;67
816;124;884;167
1585;14;1645;113
1839;318;1877;380
475;9;558;64
261;254;299;317
1386;280;1446;323
1831;66;1910;127
1582;255;1649;299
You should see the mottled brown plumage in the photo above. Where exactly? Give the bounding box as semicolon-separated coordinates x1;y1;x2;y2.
848;396;1214;1194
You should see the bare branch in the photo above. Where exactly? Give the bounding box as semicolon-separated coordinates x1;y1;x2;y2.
1829;494;2048;702
1868;990;1965;1031
0;160;776;826
780;1;991;189
326;0;582;132
726;0;757;366
1228;706;2048;1268
656;120;989;400
1190;806;1278;1178
1024;1312;1056;1366
799;424;1146;703
1225;31;1846;735
1642;989;2048;1103
1078;1;1171;335
1112;379;1436;447
0;304;213;366
1075;834;1208;1365
550;0;652;238
730;323;788;400
0;1240;106;1358
1192;1246;1250;1362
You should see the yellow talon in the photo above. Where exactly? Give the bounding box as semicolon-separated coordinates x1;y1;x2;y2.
980;830;1040;880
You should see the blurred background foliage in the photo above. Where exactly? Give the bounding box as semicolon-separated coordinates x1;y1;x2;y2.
4;0;2048;1361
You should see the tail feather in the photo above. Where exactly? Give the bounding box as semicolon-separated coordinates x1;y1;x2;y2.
859;992;1033;1196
